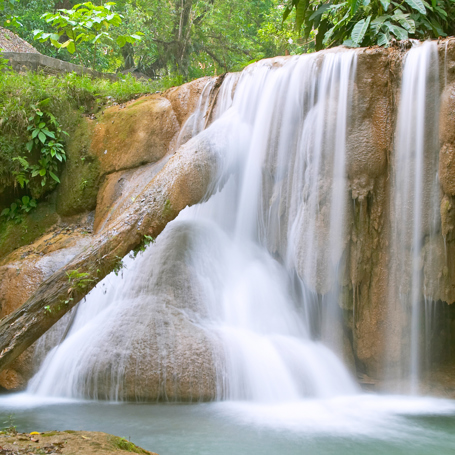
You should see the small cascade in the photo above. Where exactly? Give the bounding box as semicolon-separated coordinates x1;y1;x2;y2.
388;41;440;392
29;50;360;402
175;79;216;148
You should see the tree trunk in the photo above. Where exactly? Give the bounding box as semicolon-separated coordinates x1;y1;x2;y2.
0;133;220;373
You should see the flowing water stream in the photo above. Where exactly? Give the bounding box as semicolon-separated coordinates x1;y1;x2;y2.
387;41;441;392
1;44;455;454
27;50;359;402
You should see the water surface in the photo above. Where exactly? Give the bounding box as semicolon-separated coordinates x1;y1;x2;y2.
1;394;454;455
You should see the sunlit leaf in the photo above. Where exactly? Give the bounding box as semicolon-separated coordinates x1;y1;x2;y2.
351;16;371;44
404;0;426;14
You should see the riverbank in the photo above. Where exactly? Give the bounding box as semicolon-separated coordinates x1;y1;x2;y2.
0;430;157;454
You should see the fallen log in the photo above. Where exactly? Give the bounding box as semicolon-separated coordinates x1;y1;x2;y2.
0;133;220;373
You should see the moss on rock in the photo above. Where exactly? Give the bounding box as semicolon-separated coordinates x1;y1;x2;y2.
0;201;59;260
56;118;101;217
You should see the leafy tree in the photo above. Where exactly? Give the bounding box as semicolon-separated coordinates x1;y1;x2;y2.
116;0;276;79
283;0;455;49
33;2;142;69
0;0;20;27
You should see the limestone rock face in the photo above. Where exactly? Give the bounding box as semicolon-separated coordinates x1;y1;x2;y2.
94;160;168;232
0;227;92;390
91;95;180;174
164;77;216;126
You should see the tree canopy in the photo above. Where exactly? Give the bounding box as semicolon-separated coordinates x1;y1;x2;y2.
0;0;454;79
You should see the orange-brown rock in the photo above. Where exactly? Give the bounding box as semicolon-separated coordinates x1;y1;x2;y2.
0;430;157;455
90;95;179;175
94;159;168;233
0;226;93;390
164;77;215;126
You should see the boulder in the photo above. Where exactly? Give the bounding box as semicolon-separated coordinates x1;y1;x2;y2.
90;95;180;174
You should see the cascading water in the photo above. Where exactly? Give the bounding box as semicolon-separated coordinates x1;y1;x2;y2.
388;41;440;393
28;50;360;402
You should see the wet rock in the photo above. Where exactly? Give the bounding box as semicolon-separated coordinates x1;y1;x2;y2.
164;77;216;126
94;160;169;233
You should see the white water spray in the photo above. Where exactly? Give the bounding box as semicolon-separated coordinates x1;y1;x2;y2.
389;41;440;392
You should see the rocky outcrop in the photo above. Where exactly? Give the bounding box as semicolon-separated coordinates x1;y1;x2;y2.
164;76;215;126
90;96;179;174
0;77;223;393
0;430;157;455
0;223;93;390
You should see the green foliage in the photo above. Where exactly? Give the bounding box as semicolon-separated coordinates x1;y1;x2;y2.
21;102;69;188
0;48;12;72
130;234;155;258
34;2;142;69
0;69;160;212
110;436;149;454
283;0;455;49
0;196;36;223
0;0;20;27
66;269;94;289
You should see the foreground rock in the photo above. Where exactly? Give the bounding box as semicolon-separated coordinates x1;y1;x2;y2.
0;430;156;455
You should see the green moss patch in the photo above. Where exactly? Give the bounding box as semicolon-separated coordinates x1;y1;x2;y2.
0;201;58;259
109;436;150;454
56;118;101;217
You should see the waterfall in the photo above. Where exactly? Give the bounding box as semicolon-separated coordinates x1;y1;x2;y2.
388;41;440;392
28;50;360;402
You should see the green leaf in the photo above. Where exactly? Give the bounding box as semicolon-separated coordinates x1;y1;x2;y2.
393;12;416;33
350;0;362;14
323;26;335;46
384;21;408;39
351;16;372;45
434;6;447;17
429;17;446;36
343;38;360;47
309;4;331;21
49;171;60;183
295;0;308;32
282;6;293;22
50;38;62;48
26;141;33;152
380;0;391;10
378;31;390;46
1;208;10;217
31;129;39;139
404;0;426;14
42;129;55;138
116;35;126;47
38;131;46;144
39;168;46;177
68;41;76;53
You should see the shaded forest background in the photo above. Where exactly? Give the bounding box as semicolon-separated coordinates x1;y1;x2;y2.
2;0;304;80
